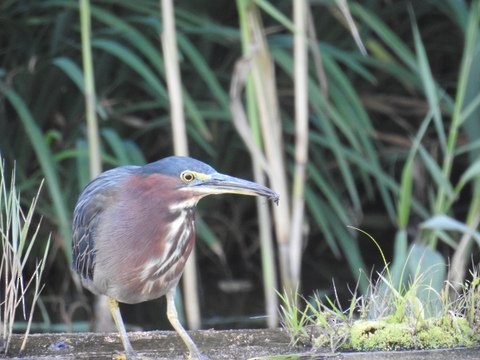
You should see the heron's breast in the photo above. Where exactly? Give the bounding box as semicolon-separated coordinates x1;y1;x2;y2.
117;226;195;303
96;206;196;303
92;174;199;303
135;211;196;301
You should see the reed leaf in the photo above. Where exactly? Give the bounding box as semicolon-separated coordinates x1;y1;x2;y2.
0;85;71;261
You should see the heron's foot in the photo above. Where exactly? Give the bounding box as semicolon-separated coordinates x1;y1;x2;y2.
113;352;130;360
113;353;126;360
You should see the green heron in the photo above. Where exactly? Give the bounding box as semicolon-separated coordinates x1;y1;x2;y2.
72;156;278;359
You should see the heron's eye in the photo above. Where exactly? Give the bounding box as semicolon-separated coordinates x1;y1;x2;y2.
181;171;196;183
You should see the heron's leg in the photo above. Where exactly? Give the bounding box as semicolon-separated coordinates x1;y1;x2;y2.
107;297;135;357
166;287;202;360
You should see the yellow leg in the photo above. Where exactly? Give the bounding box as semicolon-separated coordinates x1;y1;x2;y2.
166;287;203;360
107;297;136;358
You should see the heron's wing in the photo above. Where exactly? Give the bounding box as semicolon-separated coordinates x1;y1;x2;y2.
72;192;103;280
72;168;134;281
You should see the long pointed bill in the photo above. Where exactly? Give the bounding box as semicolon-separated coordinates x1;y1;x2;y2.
194;173;279;204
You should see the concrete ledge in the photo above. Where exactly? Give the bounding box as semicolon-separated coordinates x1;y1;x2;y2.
5;329;480;359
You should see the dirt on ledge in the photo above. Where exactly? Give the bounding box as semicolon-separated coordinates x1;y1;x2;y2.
4;328;480;359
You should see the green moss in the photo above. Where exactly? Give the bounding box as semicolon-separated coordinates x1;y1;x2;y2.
346;315;479;351
415;316;477;349
350;320;413;351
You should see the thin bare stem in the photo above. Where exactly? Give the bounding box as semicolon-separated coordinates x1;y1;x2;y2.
289;0;309;290
229;44;279;327
160;0;200;330
246;3;292;293
79;0;101;178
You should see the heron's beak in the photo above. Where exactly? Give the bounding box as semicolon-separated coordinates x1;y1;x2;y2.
195;173;279;204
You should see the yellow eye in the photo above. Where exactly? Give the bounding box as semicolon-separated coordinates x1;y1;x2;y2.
181;171;196;183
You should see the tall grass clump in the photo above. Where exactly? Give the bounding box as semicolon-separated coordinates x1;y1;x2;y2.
280;231;480;352
0;159;50;354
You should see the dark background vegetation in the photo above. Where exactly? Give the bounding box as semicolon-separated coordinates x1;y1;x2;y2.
1;0;479;333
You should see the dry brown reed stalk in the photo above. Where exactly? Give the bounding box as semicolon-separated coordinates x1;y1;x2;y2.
160;0;201;330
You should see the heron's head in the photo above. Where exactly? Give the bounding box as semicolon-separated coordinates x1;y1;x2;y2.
141;156;279;206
